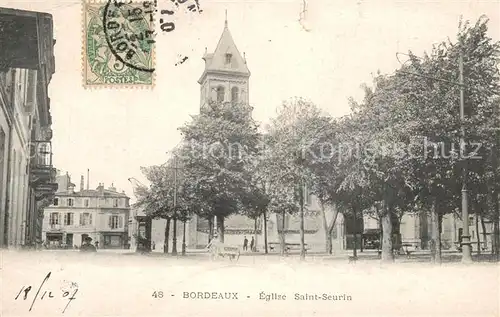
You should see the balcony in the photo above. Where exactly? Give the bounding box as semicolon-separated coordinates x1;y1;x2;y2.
29;141;58;198
49;223;62;231
0;8;55;74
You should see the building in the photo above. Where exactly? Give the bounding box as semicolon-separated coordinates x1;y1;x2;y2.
42;173;131;249
0;8;58;248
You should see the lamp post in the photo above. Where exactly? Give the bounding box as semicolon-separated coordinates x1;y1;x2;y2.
458;53;473;263
171;154;178;256
166;151;187;256
397;49;473;263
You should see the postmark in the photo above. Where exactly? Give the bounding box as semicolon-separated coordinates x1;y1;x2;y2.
83;0;156;87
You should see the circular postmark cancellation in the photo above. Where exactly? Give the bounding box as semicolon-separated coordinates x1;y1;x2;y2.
103;0;156;73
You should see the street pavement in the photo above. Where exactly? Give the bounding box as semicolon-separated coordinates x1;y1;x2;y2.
1;248;499;317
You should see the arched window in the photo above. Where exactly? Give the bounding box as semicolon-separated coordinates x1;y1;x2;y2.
216;86;225;102
231;87;239;103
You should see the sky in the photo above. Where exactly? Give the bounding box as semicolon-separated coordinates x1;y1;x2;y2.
2;0;499;201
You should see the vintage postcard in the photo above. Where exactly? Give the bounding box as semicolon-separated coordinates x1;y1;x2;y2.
0;0;499;316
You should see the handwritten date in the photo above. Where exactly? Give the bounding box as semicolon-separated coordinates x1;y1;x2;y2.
15;272;78;314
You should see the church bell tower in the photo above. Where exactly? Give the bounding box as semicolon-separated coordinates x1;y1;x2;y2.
198;13;250;109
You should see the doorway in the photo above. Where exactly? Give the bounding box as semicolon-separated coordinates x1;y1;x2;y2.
66;233;73;247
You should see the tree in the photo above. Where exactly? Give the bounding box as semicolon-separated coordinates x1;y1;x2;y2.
138;164;174;254
178;100;260;243
392;16;500;262
265;98;333;259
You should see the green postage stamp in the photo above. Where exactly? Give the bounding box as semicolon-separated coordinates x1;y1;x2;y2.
83;0;156;87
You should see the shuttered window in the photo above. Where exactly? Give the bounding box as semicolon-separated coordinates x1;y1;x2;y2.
80;213;92;226
109;215;123;229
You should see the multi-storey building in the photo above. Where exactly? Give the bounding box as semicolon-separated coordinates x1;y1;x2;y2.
42;173;131;249
0;8;58;248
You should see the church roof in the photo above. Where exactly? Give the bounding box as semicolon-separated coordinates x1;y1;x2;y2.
199;20;250;83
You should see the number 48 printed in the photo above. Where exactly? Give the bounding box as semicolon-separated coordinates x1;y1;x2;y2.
152;291;164;298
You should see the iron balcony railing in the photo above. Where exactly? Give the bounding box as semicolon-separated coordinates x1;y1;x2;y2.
30;141;52;168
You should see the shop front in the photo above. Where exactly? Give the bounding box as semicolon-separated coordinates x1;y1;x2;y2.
100;232;126;249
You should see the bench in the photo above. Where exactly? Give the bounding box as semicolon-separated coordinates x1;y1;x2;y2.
269;242;309;254
376;244;414;259
207;241;240;261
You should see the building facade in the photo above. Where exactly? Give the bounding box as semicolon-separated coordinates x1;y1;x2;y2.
42;173;131;249
0;8;58;248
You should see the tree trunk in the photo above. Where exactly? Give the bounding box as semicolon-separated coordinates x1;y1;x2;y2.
321;204;332;254
381;210;394;262
208;216;213;244
253;218;258;252
216;216;225;243
299;190;306;261
480;215;488;251
172;217;177;255
164;217;171;254
475;212;481;255
279;210;286;256
493;189;500;258
429;199;441;264
263;210;268;254
182;219;186;256
494;216;500;259
360;217;364;253
352;207;358;258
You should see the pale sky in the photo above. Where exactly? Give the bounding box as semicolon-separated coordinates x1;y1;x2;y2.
2;0;499;200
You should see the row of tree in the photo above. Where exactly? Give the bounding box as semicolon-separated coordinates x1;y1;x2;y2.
135;17;500;262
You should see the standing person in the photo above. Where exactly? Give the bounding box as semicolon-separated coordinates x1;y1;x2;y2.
95;241;99;249
243;236;248;251
80;237;97;252
250;237;255;252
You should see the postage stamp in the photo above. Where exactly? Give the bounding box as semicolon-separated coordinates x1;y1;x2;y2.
83;0;156;88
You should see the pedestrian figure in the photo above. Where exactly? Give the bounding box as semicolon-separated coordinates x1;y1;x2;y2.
243;236;248;251
250;237;255;252
80;237;97;252
152;241;156;250
95;241;99;249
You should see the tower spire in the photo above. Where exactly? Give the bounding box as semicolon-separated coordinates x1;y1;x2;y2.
225;10;228;28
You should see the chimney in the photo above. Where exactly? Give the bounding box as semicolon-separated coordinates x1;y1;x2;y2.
97;183;104;195
68;183;75;194
80;175;84;192
86;169;90;190
65;172;70;190
109;182;116;192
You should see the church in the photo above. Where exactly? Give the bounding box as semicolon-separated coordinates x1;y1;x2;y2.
143;17;494;254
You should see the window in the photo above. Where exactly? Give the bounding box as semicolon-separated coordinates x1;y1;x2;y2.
216;86;225;102
231;87;239;103
113;199;118;207
84;199;89;207
64;213;74;226
53;198;59;206
49;213;60;225
109;215;123;229
80;213;92;226
225;53;232;65
68;198;74;207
